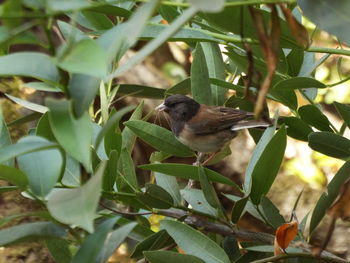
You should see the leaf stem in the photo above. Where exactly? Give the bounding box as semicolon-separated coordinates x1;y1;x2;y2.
307;46;350;57
135;0;296;8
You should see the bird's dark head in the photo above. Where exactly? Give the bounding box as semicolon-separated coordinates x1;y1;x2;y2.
156;94;200;122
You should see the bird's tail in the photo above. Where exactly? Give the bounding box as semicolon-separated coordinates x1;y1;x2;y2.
231;120;273;131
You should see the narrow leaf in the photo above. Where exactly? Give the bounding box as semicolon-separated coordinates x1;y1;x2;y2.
299;105;333;132
0;222;66;246
191;42;212;105
250;127;287;204
139;163;240;188
17;136;64;197
47;99;92;171
161;220;230;263
98;222;137;262
47;162;106;233
71;217;118;263
334;102;350;129
0;52;60;83
0;135;57;164
308;132;350;160
124;120;194;157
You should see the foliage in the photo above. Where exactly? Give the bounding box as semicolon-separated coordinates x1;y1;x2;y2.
0;0;350;262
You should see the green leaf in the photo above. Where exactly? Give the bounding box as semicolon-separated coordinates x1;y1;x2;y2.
69;74;100;118
310;162;350;233
286;49;304;77
201;42;226;105
71;217;118;263
244;126;276;192
137;184;174;209
104;113;122;156
161;220;230;263
298;0;350;46
223;237;241;261
139;163;240;188
5;94;48;113
231;196;249;224
225;194;264;222
122;101;144;152
103;150;119;191
124;120;194;157
181;188;217;216
0;110;13;166
57;39;108;78
299;105;333;132
17;136;64;197
144;251;205;263
198;166;219;209
0;165;28;189
61;155;81;187
269;89;298;110
201;6;301;49
165;78;191;95
8;112;42;128
117;84;165;99
98;222;137;262
140;24;218;43
159;5;180;23
191;42;212;105
47;99;92;171
272;77;326;90
0;186;18;193
95;105;136;151
0;222;66;246
131;229;173;258
188;0;224;12
36;112;56;142
108;6;198;79
250;126;287;204
0;52;59;83
260;197;285;229
47;162;106;233
88;4;131;17
308;132;350;159
57;20;87;43
334;102;350;129
0;135;57;164
47;0;92;11
24;82;61;92
119;148;139;190
279;117;313;141
71;11;113;31
155;172;182;205
46;238;72;263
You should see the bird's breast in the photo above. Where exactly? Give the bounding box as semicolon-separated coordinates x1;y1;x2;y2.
177;124;237;153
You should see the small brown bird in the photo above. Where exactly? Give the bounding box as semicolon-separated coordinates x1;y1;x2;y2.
156;94;272;164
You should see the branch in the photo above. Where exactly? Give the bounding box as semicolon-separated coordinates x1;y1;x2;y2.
251;252;347;263
102;204;346;263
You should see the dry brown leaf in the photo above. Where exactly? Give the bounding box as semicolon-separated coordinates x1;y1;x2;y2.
274;221;298;255
279;4;310;48
249;5;280;119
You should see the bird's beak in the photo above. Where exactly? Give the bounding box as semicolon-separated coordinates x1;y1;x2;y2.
155;102;167;111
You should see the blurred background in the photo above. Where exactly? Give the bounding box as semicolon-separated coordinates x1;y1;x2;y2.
1;10;350;263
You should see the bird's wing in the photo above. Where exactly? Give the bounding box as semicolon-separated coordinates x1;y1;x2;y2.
187;105;253;135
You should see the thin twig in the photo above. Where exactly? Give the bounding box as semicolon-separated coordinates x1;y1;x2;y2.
251;251;347;263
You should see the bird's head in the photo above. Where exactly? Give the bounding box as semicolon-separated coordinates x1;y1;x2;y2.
156;94;200;122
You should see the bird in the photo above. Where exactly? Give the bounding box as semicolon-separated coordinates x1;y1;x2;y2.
156;94;273;165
